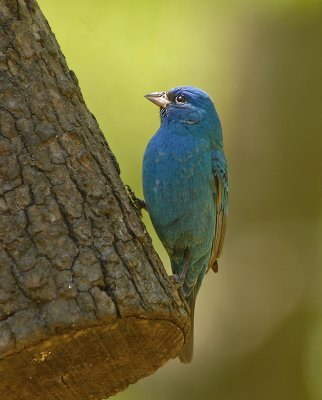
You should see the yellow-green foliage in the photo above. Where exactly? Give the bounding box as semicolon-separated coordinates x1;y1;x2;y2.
38;1;322;399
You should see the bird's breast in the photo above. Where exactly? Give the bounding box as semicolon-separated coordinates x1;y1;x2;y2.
143;133;213;232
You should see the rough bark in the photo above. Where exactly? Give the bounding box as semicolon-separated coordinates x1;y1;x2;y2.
0;1;189;399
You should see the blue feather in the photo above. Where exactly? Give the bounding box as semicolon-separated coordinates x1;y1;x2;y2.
142;86;228;363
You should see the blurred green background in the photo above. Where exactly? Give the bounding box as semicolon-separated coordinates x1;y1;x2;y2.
38;1;322;399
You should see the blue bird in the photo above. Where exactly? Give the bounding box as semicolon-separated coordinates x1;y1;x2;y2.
142;86;228;363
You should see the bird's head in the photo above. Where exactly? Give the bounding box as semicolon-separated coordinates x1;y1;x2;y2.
145;86;222;145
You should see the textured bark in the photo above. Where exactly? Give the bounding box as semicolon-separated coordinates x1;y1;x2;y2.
0;1;189;399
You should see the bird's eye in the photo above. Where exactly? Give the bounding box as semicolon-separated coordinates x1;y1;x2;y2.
175;94;186;104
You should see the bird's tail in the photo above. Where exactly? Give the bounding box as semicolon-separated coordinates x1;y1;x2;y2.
179;295;196;363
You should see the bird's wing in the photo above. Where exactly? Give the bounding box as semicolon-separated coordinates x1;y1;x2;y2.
208;149;228;273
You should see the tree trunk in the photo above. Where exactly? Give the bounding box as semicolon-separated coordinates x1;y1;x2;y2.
0;1;189;399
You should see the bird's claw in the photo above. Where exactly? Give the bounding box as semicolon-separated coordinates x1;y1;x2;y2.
126;185;147;218
170;273;186;290
170;247;190;290
170;273;186;299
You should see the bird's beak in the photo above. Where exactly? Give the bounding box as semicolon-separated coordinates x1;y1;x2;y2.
144;91;170;108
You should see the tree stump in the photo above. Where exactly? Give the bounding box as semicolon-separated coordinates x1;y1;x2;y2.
0;1;189;399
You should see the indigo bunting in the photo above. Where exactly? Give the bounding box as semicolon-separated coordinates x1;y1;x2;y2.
142;86;228;363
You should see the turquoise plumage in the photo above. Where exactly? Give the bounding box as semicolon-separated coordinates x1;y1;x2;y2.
142;86;228;363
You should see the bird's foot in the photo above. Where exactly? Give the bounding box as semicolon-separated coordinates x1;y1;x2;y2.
126;185;147;218
170;248;190;290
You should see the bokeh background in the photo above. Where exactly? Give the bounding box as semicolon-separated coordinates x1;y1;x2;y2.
38;1;322;399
